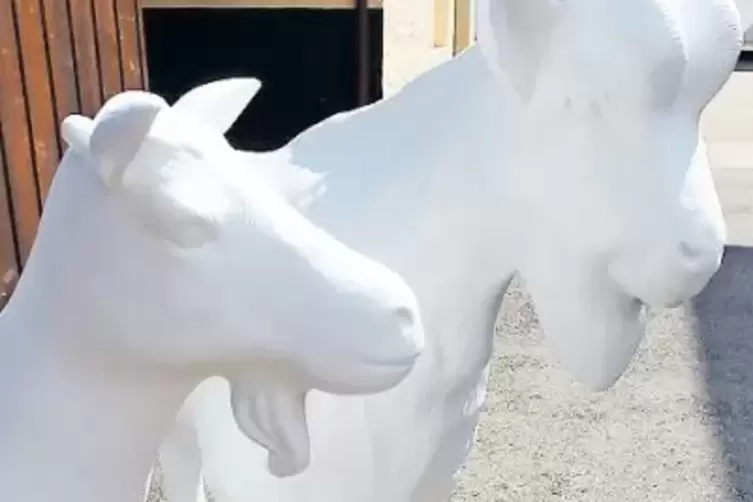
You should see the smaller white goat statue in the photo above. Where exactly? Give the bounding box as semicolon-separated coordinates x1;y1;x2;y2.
155;1;746;502
0;83;426;502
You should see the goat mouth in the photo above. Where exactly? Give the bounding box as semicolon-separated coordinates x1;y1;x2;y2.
357;352;421;368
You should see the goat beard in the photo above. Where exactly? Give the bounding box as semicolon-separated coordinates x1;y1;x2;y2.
229;375;310;478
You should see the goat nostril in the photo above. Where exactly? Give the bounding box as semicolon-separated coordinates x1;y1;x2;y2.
393;306;415;329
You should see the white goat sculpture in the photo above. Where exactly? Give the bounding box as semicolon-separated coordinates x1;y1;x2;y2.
157;1;743;501
0;83;427;502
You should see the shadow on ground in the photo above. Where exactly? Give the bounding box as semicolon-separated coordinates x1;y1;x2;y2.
692;245;753;501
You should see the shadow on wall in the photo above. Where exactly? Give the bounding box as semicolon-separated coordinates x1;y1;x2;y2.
691;246;753;500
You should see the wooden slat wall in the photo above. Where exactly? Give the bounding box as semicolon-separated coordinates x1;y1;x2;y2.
0;0;146;306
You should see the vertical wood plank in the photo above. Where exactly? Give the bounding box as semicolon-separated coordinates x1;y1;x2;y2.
69;0;103;115
0;0;42;263
14;0;60;202
93;0;123;98
0;140;21;308
136;0;149;89
115;0;144;90
41;0;81;129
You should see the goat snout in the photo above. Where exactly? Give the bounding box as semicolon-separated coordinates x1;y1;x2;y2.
609;230;724;308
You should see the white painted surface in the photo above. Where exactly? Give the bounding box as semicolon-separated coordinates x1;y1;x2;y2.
0;82;426;502
156;2;742;501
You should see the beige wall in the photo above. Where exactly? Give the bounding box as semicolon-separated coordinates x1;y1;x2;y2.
382;0;454;96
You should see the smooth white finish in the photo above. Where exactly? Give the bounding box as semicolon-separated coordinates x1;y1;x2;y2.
159;1;742;501
0;83;427;502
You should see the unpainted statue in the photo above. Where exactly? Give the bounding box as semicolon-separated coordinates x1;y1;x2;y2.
157;1;743;501
0;84;427;502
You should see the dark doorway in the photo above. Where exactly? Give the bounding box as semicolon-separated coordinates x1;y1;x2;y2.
142;7;383;151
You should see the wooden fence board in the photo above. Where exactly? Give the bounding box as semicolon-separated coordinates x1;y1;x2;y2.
0;0;42;264
41;0;81;137
116;0;145;89
69;0;103;115
14;0;60;202
94;0;124;98
0;0;146;304
0;141;20;307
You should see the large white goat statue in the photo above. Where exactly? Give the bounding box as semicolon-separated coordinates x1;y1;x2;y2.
157;1;746;501
0;83;428;502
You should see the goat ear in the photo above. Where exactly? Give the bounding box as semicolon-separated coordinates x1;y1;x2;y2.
60;114;94;152
476;0;565;101
88;91;168;187
88;90;232;249
172;78;262;134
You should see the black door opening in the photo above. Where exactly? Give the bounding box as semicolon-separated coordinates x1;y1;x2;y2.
142;6;383;151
